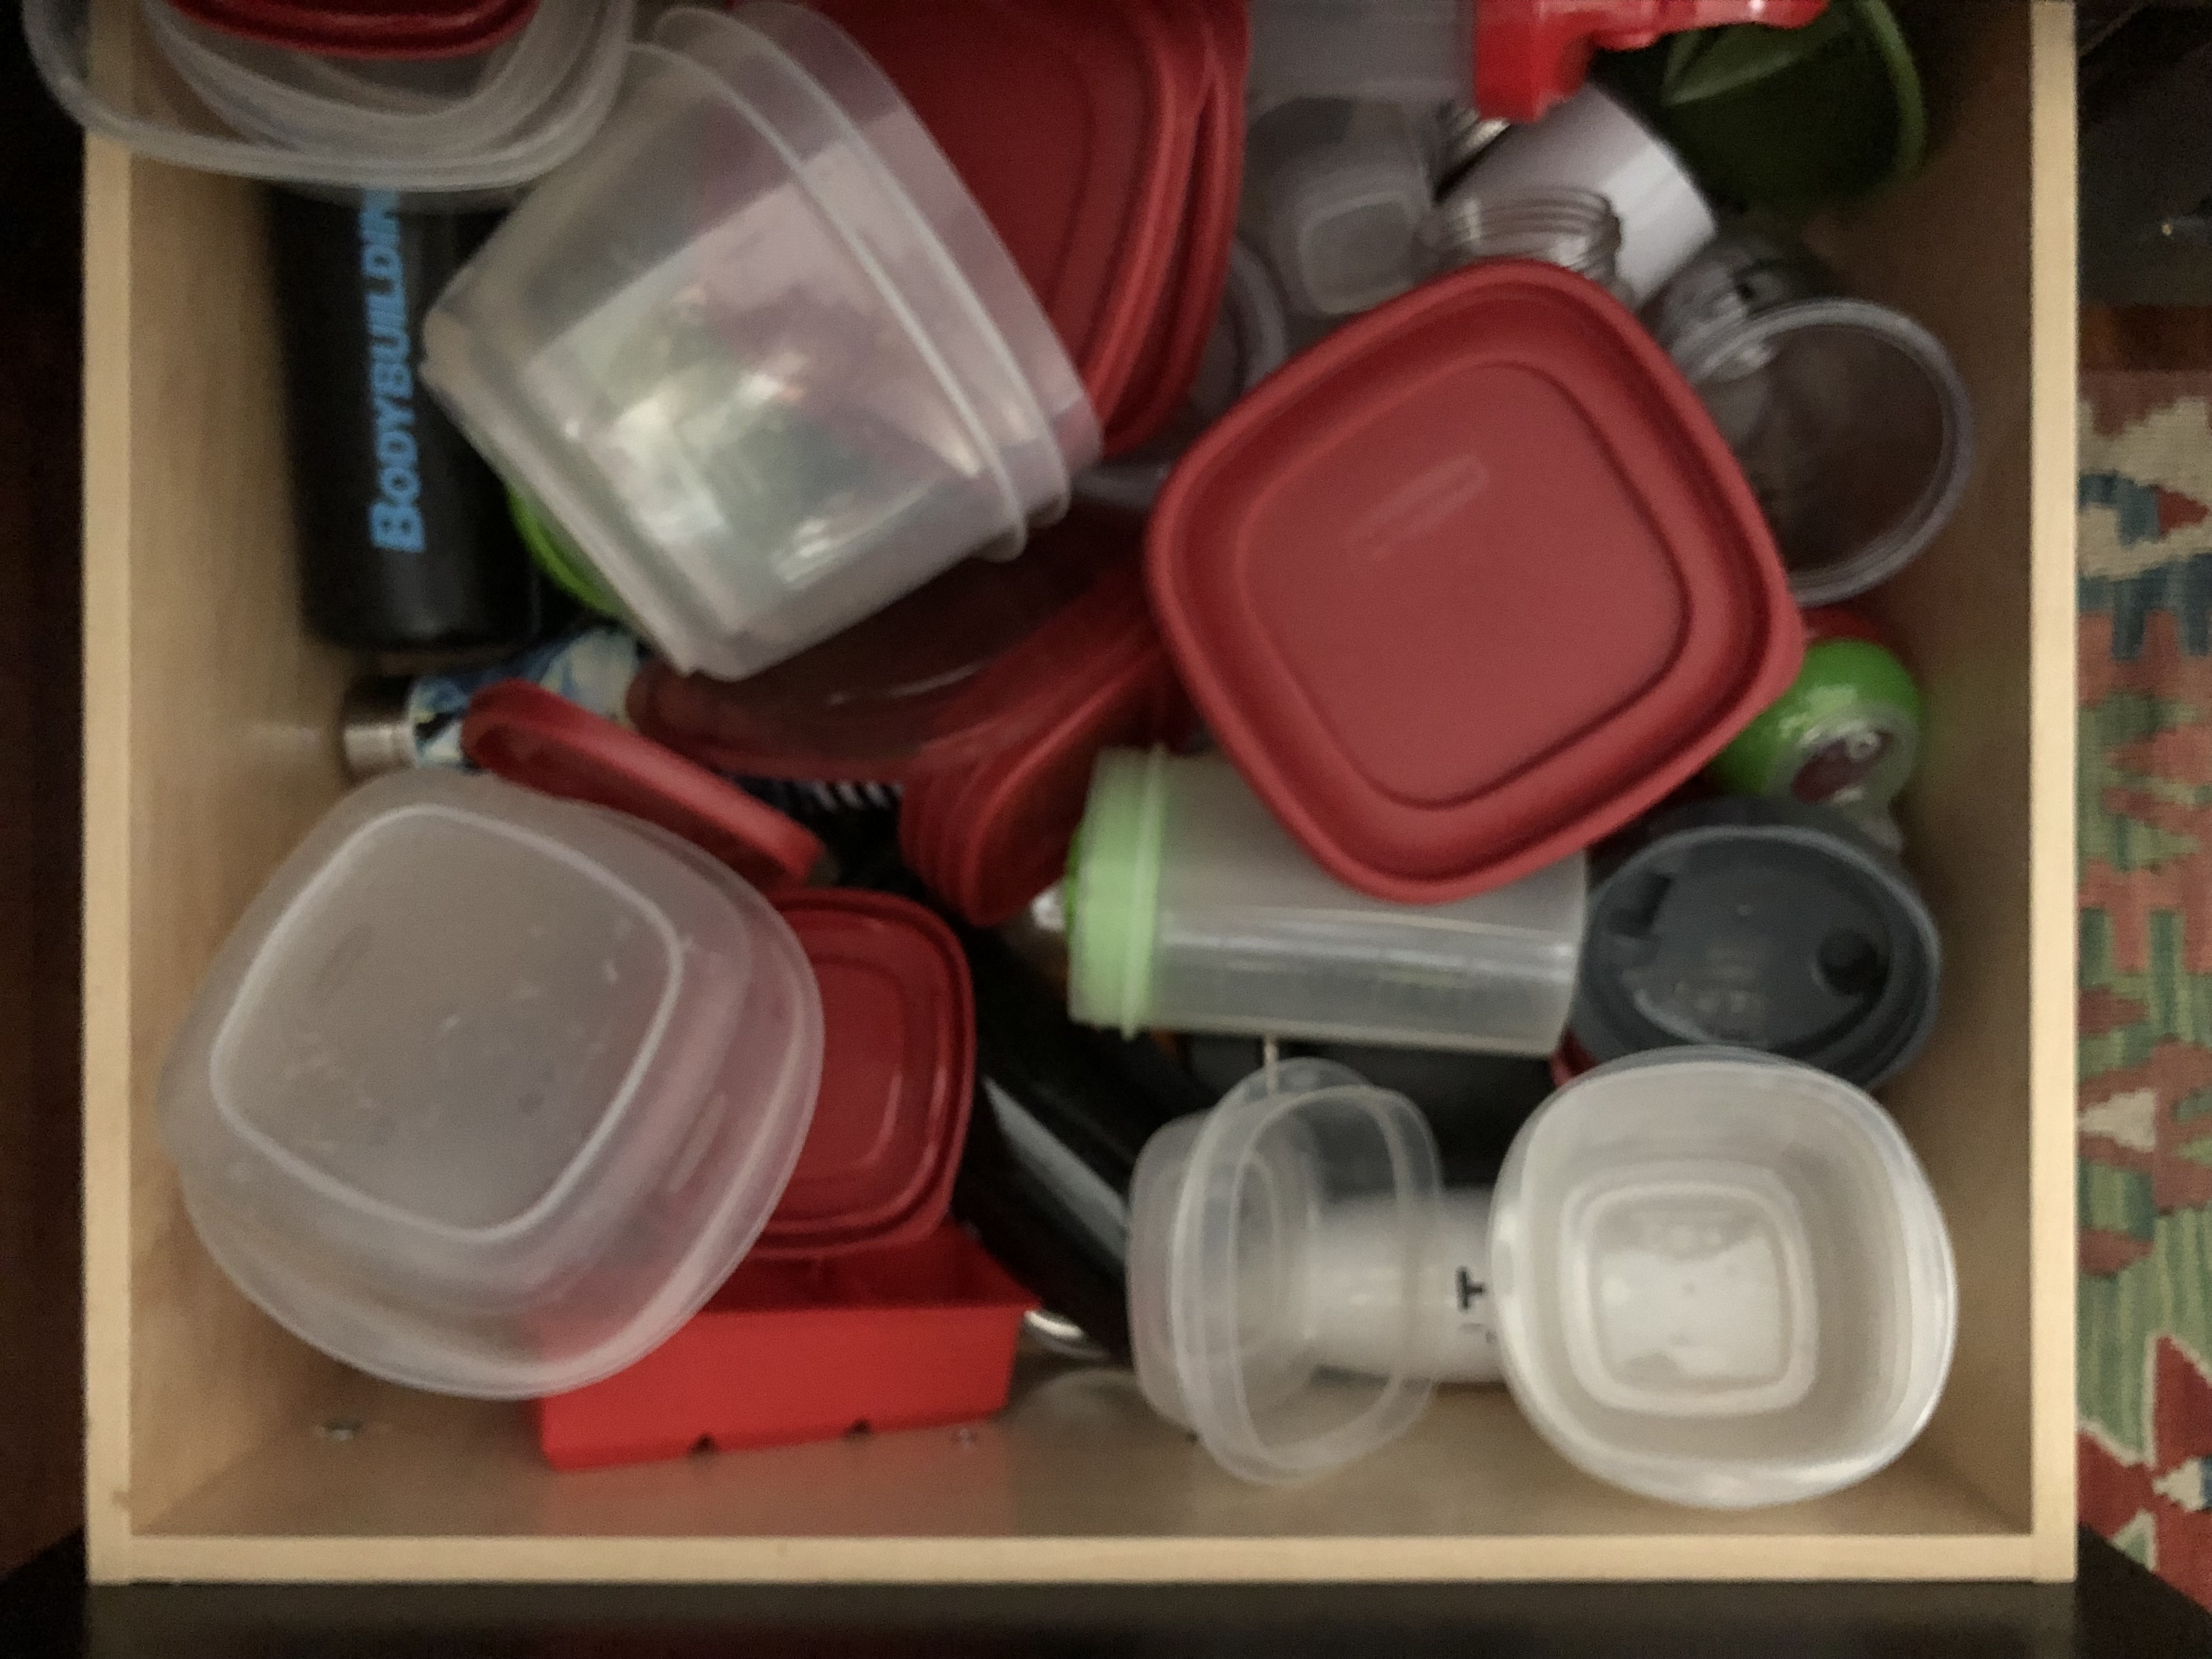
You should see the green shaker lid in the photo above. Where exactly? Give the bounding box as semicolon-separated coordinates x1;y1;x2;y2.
1065;748;1173;1039
1602;0;1925;218
507;486;630;622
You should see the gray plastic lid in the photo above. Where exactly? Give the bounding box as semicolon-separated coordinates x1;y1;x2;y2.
1570;799;1940;1090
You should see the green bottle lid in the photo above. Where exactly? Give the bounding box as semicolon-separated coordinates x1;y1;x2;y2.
1709;638;1924;816
1065;748;1173;1038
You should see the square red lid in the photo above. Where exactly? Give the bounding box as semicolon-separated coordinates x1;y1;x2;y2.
753;891;975;1258
167;0;539;58
1147;260;1804;904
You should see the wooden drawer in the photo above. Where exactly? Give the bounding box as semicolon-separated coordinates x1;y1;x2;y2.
81;0;2081;1584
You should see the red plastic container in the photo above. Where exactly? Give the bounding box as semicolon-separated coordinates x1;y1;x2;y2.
807;0;1212;435
1101;0;1250;454
898;538;1195;928
461;681;824;891
627;507;1137;785
755;891;974;1259
535;1227;1037;1471
166;0;539;59
1148;260;1804;905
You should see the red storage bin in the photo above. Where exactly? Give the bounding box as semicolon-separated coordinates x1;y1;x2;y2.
536;1227;1037;1471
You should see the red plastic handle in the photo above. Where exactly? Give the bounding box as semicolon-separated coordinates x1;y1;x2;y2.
1475;0;1830;124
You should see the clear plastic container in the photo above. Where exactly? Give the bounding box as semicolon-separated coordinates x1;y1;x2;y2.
1421;184;1627;298
1066;749;1586;1054
1127;1058;1447;1483
726;2;1100;503
1243;98;1438;318
1075;242;1290;512
24;0;632;196
156;770;825;1399
423;38;1071;680
1491;1050;1957;1508
1246;0;1471;117
1452;84;1713;303
143;0;588;156
1658;280;1976;606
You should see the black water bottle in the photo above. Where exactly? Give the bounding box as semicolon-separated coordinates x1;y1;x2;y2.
268;190;538;653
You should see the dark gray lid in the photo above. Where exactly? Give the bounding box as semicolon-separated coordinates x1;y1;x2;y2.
1571;798;1940;1090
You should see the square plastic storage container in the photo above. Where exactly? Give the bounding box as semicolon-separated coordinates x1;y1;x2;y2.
81;0;2076;1584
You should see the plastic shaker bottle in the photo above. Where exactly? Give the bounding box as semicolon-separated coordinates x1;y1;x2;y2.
1644;221;1976;606
1450;84;1715;302
1127;1048;1957;1504
1572;798;1942;1088
268;191;541;652
1066;749;1587;1056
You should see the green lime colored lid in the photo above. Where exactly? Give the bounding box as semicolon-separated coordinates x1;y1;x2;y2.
1065;748;1172;1038
1709;639;1923;806
1603;0;1925;218
507;486;629;621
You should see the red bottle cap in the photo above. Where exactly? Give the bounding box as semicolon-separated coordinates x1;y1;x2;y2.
461;681;823;891
1475;0;1831;125
1147;260;1804;905
754;891;975;1257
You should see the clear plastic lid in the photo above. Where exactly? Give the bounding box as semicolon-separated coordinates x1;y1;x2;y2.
25;0;632;195
1244;98;1436;318
1127;1058;1444;1484
422;43;1032;680
159;771;824;1398
1489;1049;1957;1508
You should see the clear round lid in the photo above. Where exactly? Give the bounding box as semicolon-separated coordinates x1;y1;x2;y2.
1489;1049;1957;1508
158;771;824;1398
1127;1058;1443;1484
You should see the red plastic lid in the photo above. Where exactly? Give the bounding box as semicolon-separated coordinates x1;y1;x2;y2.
1802;605;1888;648
1474;0;1830;125
808;0;1208;427
1101;0;1249;455
1147;260;1804;905
166;0;539;59
461;681;824;891
755;891;975;1258
904;608;1193;928
628;507;1138;785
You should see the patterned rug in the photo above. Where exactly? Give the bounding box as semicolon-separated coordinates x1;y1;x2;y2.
2079;370;2212;1603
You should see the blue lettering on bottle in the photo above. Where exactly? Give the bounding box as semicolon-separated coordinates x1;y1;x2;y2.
359;192;424;555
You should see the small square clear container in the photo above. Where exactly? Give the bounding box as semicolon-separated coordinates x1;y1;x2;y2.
423;40;1058;680
1066;748;1586;1055
157;770;825;1400
24;0;633;196
1242;98;1437;318
1490;1049;1958;1508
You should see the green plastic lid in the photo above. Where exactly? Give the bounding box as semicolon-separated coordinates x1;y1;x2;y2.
1708;638;1923;814
507;486;629;622
1065;747;1173;1038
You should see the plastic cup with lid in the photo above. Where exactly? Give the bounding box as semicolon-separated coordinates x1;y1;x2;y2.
24;0;633;197
1065;748;1587;1056
1451;84;1713;303
155;769;825;1399
422;29;1093;681
1646;225;1976;607
1127;1048;1958;1505
1076;244;1290;514
1243;98;1440;318
1491;1048;1957;1508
